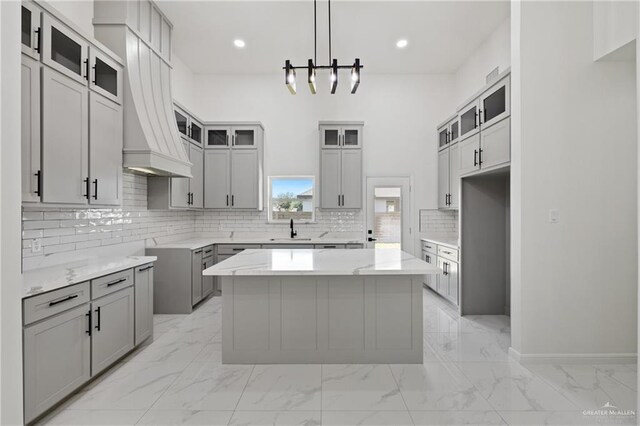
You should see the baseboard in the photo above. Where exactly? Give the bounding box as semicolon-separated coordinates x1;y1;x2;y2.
509;347;637;364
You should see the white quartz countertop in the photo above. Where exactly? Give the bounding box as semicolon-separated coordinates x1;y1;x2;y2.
149;234;364;250
22;256;157;299
421;235;459;249
203;249;441;276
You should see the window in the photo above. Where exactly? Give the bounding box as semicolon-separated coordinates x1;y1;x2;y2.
268;177;315;222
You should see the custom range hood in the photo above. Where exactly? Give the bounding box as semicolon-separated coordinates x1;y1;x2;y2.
93;0;191;177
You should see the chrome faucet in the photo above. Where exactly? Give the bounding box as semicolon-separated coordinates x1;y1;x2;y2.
290;218;297;239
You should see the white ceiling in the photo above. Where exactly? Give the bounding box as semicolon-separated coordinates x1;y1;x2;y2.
159;1;510;75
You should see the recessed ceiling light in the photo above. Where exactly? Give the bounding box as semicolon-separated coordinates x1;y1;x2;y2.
233;39;246;48
396;39;408;49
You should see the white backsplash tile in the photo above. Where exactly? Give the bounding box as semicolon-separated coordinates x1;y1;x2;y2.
419;209;459;234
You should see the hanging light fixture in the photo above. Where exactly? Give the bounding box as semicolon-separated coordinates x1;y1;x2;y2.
283;0;363;95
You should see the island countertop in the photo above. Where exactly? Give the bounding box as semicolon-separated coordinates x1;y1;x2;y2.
203;248;441;276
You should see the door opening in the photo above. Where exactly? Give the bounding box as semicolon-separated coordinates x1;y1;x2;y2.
366;177;411;251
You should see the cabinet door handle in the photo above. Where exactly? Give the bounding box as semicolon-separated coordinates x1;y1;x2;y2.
474;150;478;167
106;277;127;287
91;65;96;85
232;134;235;146
92;179;98;200
34;170;41;196
226;195;229;206
231;195;234;206
341;195;345;206
226;134;229;146
84;177;90;199
478;109;483;125
95;307;101;331
204;249;213;254
84;58;89;81
479;149;483;166
86;310;92;336
34;27;41;54
188;125;192;139
474;111;478;129
338;194;341;206
138;265;154;272
48;294;78;306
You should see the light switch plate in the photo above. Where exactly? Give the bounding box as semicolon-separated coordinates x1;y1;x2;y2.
548;209;559;223
32;238;42;253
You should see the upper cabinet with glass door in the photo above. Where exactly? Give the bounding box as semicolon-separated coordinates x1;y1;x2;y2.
320;124;363;149
89;48;122;104
22;2;42;59
205;125;258;149
480;75;510;129
42;14;89;85
173;103;203;146
437;116;459;151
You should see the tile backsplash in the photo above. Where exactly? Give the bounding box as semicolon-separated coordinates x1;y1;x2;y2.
419;209;459;234
22;172;363;269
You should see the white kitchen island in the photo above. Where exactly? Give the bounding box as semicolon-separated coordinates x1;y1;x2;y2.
203;248;440;364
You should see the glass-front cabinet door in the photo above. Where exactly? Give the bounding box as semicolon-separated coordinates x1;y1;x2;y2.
458;100;480;141
206;126;231;148
438;125;449;150
42;15;89;85
321;126;341;149
341;127;362;149
22;3;41;59
449;119;459;144
480;75;510;129
232;127;256;149
189;119;203;145
174;108;188;139
89;48;122;104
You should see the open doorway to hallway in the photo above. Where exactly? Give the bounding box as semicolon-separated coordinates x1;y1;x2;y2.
365;177;411;251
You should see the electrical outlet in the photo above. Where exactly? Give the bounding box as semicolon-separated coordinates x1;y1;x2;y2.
32;238;42;253
548;209;559;224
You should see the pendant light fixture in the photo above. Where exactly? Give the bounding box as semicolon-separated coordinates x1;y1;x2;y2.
283;0;363;95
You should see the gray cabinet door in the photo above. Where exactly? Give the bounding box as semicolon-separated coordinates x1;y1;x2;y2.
89;48;122;105
341;149;362;209
232;126;257;149
89;92;122;205
91;287;134;376
438;149;450;209
23;304;91;424
341;126;362;149
320;125;341;149
21;54;41;202
202;257;214;298
458;133;480;176
480;76;510;129
447;260;459;306
41;14;89;85
436;257;448;298
192;249;204;305
449;143;460;209
422;252;436;290
204;149;230;208
189;144;204;208
321;149;341;208
134;265;154;346
171;141;190;208
42;67;89;204
480;117;510;170
231;149;259;209
21;3;41;59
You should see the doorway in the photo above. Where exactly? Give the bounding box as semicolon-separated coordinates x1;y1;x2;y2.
365;177;412;251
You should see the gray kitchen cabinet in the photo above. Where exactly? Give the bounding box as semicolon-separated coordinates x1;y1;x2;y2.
458;133;480;176
436;257;449;299
41;66;89;204
479;117;511;171
205;125;231;148
202;256;215;298
458;99;480;141
41;14;89;85
319;122;363;210
21;2;42;60
192;248;204;305
438;141;460;210
23;304;91;424
206;125;258;149
438;116;459;151
22;54;41;203
150;140;203;210
449;143;460;209
315;244;346;249
230;150;259;208
170;141;191;208
480;76;510;129
89;92;123;206
437;149;449;209
174;103;203;146
190;144;204;208
91;286;134;376
447;260;459;306
422;250;437;291
89;48;123;105
204;149;230;208
134;264;154;346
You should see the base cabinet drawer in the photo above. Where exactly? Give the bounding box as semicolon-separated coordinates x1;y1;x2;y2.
91;287;134;376
23;304;91;424
91;268;133;299
23;282;90;325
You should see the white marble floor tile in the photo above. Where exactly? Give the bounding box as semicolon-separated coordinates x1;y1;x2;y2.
458;316;511;335
154;314;186;334
423;308;460;334
135;410;233;425
390;363;492;411
193;343;222;364
410;410;506;425
457;362;577;411
127;332;207;366
321;365;406;411
152;363;253;410
66;362;185;410
425;332;510;363
236;365;321;411
322;411;414;425
528;364;638;412
228;411;321;426
497;411;601;425
36;409;145;425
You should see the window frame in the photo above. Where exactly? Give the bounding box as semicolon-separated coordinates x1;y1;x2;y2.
267;176;316;223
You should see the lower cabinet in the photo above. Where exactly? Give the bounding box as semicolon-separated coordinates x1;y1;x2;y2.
202;257;215;298
135;264;154;346
23;304;91;424
91;287;134;376
437;257;459;306
422;250;437;291
192;248;204;305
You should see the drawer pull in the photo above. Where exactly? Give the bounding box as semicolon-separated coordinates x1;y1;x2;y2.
48;294;79;307
324;245;336;248
443;250;452;255
138;265;154;272
194;250;203;254
232;248;244;251
204;250;213;254
106;278;127;287
425;245;432;249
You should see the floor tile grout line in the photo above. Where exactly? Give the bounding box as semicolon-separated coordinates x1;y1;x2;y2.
229;364;256;425
387;364;417;426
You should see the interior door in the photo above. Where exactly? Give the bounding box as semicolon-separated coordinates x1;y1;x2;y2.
22;54;41;202
189;144;204;208
42;15;88;85
448;143;460;209
230;149;259;208
320;150;341;208
204;149;230;208
41;67;89;204
340;149;362;208
89;48;122;104
21;3;41;59
89;92;122;205
171;141;190;208
437;149;450;209
365;177;411;251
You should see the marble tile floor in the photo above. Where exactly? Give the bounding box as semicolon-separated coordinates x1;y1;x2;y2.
37;289;637;426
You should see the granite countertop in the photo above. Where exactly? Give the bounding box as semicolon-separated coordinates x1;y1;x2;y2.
22;256;157;299
149;232;365;250
203;248;441;276
421;235;460;249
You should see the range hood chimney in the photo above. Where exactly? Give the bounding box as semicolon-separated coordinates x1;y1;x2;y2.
93;0;191;177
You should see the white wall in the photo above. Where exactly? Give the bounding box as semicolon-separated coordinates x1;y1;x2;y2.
47;0;95;37
189;73;455;255
171;54;197;113
593;0;638;61
512;0;637;359
454;16;511;107
0;0;24;423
